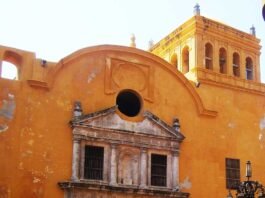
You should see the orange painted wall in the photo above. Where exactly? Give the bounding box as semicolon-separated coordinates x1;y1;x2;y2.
0;44;264;198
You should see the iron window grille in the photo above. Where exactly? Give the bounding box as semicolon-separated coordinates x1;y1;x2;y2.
151;154;167;187
84;146;104;180
226;158;241;189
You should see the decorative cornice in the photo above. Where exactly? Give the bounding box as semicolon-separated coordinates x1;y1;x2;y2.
70;105;117;126
196;68;265;96
71;106;185;142
58;181;190;197
27;80;49;89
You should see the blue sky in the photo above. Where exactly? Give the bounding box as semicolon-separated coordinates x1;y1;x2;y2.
1;0;264;82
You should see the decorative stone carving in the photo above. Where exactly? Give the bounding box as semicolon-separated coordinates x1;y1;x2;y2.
59;106;189;197
73;101;83;118
104;57;154;102
173;118;181;133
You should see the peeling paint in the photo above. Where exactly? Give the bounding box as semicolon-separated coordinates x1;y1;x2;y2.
26;150;33;154
87;68;101;84
18;162;24;170
45;166;54;174
21;150;33;157
228;122;236;128
0;94;15;133
180;177;192;190
258;116;265;149
260;116;265;130
0;94;15;119
0;124;8;132
87;72;97;83
33;177;41;183
28;140;34;146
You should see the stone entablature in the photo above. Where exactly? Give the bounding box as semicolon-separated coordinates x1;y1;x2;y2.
58;105;189;198
58;181;190;198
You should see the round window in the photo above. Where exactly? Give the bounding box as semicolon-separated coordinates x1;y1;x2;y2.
116;90;141;117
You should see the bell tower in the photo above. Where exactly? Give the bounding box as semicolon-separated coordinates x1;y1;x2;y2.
151;4;262;87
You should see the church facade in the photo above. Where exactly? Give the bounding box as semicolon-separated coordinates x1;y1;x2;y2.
0;7;264;198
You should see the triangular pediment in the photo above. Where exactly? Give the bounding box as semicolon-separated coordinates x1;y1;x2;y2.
71;106;185;141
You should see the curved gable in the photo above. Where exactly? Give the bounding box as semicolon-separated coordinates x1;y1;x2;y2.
30;45;217;117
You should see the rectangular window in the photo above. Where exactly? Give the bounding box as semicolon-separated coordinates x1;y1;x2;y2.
151;154;167;187
84;146;104;180
226;158;240;189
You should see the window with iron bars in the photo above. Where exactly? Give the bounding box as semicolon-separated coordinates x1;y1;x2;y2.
151;154;167;187
84;146;104;180
226;158;240;189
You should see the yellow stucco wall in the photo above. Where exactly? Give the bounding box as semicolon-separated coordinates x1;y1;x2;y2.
0;45;264;197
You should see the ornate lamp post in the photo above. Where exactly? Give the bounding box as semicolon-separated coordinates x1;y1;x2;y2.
227;161;265;198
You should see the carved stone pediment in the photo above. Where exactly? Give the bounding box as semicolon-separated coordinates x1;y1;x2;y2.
60;106;189;197
70;106;185;142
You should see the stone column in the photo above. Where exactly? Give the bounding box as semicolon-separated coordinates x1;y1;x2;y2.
140;148;147;188
227;45;233;76
71;139;81;181
110;144;117;185
255;54;260;82
172;151;180;190
213;40;219;72
240;50;246;79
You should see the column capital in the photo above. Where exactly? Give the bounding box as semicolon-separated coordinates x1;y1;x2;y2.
110;143;118;149
140;147;147;153
73;138;81;144
172;150;180;156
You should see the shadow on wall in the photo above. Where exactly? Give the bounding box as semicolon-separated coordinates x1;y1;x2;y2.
0;93;16;132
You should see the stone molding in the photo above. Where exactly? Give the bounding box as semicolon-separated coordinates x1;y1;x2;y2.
58;181;190;198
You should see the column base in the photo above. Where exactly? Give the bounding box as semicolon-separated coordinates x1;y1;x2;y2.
71;176;79;182
109;182;118;186
139;184;147;189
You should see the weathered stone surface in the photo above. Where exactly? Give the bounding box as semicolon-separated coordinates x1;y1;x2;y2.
58;181;190;198
71;106;185;142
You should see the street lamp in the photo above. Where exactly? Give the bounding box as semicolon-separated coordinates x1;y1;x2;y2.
246;161;252;180
227;161;265;198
